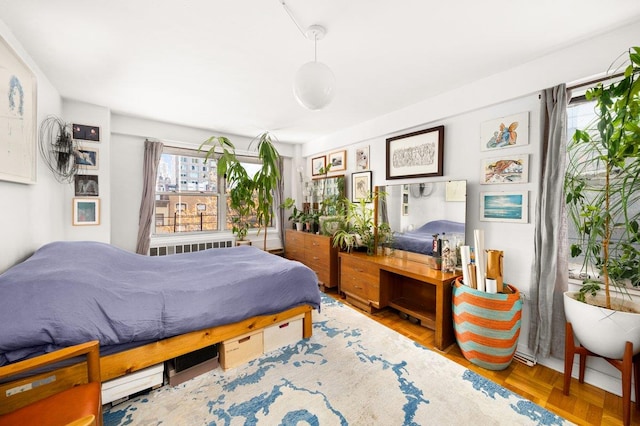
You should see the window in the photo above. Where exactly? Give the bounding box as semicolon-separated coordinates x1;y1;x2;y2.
153;147;272;235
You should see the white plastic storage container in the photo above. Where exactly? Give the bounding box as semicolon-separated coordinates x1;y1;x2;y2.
101;363;164;404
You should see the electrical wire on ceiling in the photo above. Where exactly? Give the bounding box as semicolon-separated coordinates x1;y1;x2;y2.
38;115;77;183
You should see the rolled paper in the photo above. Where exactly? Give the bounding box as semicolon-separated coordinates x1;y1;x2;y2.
486;278;497;294
460;245;471;286
474;229;486;292
467;264;477;289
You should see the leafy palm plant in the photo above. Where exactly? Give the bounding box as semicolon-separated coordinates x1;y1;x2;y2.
564;47;640;309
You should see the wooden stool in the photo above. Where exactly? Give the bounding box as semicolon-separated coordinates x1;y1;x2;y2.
564;322;640;426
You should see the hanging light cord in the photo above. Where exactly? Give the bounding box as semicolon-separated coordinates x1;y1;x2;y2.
280;0;306;38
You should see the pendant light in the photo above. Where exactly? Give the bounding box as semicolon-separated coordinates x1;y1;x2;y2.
293;25;335;110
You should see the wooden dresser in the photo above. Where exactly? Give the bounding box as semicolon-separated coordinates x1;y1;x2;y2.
338;251;460;351
285;229;338;291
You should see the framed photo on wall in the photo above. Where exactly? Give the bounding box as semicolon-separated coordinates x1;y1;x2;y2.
74;174;99;196
0;34;37;184
74;146;99;170
480;154;529;184
72;124;100;142
311;155;326;176
73;198;100;226
355;146;369;170
480;191;528;223
351;171;372;202
386;126;444;179
328;150;346;171
480;112;529;151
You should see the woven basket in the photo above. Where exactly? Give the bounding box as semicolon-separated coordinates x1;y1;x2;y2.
452;279;522;370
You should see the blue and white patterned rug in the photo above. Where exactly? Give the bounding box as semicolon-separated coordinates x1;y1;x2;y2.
104;296;570;425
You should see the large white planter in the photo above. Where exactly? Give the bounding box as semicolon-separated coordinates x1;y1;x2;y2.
563;291;640;359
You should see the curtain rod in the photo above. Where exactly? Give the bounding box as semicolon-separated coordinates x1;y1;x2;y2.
567;71;624;91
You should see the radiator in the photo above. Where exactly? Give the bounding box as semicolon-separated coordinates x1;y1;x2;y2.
149;237;235;256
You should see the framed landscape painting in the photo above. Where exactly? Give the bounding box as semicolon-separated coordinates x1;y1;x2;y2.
480;191;528;223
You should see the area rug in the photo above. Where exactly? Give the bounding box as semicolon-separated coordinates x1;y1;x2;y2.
104;295;570;425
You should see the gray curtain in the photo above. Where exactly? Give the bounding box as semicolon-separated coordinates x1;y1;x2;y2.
135;140;164;255
528;84;570;359
276;157;285;249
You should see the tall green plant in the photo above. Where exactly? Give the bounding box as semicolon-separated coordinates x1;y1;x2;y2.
249;132;281;250
564;47;640;309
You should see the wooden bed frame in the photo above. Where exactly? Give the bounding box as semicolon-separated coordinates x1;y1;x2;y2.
0;304;313;415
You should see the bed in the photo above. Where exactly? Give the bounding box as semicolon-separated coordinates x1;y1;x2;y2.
392;220;465;255
0;241;321;412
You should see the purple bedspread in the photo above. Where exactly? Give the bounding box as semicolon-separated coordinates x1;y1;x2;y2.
0;241;320;365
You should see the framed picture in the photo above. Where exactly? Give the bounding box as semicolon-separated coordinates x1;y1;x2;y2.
74;174;99;196
0;34;37;184
481;112;529;151
74;146;99;170
355;146;369;171
386;125;444;179
480;154;529;184
311;156;326;176
73;198;100;226
351;171;372;202
328;150;347;171
72;124;100;142
480;191;528;223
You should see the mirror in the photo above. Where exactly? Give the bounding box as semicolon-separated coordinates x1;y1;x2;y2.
377;180;467;256
303;175;346;215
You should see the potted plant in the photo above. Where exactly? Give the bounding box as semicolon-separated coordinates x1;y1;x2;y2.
332;195;377;255
563;46;640;359
229;174;255;244
377;222;395;255
281;197;303;230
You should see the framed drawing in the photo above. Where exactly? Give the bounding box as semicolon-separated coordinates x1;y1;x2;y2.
481;154;529;184
386;125;444;179
355;146;369;170
74;174;99;196
481;112;529;151
352;171;372;202
480;191;528;223
0;34;37;184
311;156;326;176
72;124;100;142
74;146;99;170
328;150;347;172
73;198;100;226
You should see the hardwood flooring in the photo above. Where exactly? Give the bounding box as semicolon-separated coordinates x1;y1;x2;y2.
325;290;638;425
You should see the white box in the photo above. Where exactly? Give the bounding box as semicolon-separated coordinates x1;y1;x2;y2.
263;314;304;353
101;363;164;404
220;329;263;370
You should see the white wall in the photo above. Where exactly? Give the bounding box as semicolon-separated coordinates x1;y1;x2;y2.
298;21;640;397
110;114;296;252
0;19;64;273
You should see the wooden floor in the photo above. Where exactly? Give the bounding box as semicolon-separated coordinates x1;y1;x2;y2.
325;290;638;426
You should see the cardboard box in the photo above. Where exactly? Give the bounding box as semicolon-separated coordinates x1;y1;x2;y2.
220;329;263;370
167;356;219;386
101;363;164;405
264;314;304;353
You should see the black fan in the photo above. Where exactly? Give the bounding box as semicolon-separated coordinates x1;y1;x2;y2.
39;115;77;182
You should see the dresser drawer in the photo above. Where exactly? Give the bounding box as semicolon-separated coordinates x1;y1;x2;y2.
340;256;379;284
340;272;379;302
305;234;330;251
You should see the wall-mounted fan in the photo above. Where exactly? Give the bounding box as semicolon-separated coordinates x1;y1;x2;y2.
38;115;77;182
409;182;434;198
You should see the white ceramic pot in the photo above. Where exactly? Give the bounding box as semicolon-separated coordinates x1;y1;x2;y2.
563;291;640;359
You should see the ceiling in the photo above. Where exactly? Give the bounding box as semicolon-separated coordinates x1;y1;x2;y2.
1;1;640;144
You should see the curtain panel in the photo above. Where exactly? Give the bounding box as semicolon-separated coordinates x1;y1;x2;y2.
528;84;570;359
135;140;164;255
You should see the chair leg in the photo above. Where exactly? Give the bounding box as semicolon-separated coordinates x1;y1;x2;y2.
564;322;575;395
635;354;640;411
621;342;633;426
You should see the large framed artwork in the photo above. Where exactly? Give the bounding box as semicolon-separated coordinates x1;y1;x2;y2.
480;112;529;151
386;126;444;179
480;191;528;223
480;154;529;184
0;35;37;184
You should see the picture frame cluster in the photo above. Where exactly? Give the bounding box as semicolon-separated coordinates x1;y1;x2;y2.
72;123;101;226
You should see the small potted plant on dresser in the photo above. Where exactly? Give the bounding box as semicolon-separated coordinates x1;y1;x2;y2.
563;46;640;361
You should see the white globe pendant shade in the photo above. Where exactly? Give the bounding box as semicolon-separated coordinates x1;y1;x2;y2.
293;61;336;110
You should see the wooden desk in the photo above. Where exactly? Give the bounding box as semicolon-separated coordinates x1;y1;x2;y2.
338;251;460;351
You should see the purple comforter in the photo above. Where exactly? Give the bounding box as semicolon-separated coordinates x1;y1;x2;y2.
0;241;320;365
